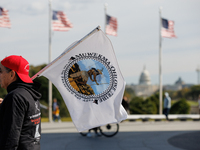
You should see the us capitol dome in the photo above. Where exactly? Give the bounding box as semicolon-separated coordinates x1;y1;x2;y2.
139;66;151;85
126;66;193;98
127;66;158;98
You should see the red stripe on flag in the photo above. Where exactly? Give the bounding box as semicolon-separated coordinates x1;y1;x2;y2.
106;15;118;36
0;8;11;28
52;11;73;32
161;20;176;38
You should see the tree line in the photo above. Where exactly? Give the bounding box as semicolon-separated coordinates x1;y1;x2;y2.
124;84;200;114
0;63;199;116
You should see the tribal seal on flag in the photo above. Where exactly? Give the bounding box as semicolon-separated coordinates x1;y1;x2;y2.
34;27;127;132
62;53;118;105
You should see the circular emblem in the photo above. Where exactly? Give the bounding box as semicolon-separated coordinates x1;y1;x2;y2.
61;53;118;103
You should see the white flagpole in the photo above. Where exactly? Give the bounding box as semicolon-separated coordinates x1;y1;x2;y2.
197;66;200;85
48;0;53;122
159;7;163;115
104;3;108;33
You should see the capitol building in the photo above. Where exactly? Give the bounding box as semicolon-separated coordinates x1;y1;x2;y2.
126;67;193;98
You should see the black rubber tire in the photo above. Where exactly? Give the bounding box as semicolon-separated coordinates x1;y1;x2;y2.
99;123;119;137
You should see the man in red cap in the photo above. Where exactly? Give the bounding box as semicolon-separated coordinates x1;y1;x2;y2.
0;55;42;150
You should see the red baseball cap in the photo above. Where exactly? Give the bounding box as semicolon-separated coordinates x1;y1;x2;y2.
1;55;33;83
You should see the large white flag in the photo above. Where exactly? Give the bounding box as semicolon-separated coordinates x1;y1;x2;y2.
39;27;127;132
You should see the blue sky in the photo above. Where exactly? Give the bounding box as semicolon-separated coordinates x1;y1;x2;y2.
1;0;200;85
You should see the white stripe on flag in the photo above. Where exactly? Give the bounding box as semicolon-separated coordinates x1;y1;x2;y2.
52;11;73;32
0;8;11;28
161;20;176;38
106;15;118;36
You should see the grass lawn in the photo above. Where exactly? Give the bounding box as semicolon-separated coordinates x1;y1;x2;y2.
187;100;199;106
171;100;198;106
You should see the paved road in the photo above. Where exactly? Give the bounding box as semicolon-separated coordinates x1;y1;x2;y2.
41;121;200;150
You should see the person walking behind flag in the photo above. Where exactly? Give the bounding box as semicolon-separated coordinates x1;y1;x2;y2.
163;92;171;121
0;7;11;28
0;55;42;149
122;96;130;114
52;98;61;122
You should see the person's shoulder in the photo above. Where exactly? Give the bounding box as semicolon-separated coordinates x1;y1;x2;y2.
8;87;33;103
10;87;28;96
4;89;27;108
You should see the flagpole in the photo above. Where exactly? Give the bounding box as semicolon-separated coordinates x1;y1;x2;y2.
104;3;108;33
159;7;163;115
31;26;101;80
197;66;200;85
48;0;53;122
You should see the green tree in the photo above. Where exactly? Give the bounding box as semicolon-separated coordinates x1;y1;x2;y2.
170;99;190;114
187;85;200;100
0;87;7;99
129;97;144;114
142;98;157;114
124;87;135;100
177;88;190;99
129;97;157;114
145;92;159;114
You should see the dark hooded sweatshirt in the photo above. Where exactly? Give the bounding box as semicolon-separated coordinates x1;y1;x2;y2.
0;81;42;150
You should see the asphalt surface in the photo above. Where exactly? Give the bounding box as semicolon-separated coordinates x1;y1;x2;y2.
41;121;200;150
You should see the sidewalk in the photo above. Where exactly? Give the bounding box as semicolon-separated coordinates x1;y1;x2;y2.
41;121;200;150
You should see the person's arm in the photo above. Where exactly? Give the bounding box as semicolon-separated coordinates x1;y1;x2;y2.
40;103;48;109
1;95;25;149
0;98;3;105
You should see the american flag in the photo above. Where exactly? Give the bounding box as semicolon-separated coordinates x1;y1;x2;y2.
52;10;73;31
0;7;11;28
106;14;117;36
161;18;176;38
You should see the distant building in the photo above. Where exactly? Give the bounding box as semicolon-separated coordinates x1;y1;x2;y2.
163;77;193;91
163;84;182;91
126;66;158;98
126;68;194;98
139;66;151;85
175;77;185;85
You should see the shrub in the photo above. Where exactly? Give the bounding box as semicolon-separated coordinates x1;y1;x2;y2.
145;93;159;114
129;97;157;114
170;99;190;114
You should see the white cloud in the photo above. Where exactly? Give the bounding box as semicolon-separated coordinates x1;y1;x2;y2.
30;2;45;12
